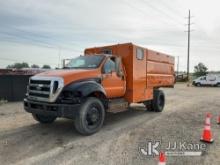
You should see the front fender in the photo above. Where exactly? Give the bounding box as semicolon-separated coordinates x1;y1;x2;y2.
62;80;106;97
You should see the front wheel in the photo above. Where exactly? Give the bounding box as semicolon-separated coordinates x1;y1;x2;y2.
74;97;105;135
32;114;57;124
152;89;165;112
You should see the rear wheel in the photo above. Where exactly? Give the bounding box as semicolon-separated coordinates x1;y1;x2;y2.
152;89;165;112
32;114;57;124
216;83;220;87
74;97;105;135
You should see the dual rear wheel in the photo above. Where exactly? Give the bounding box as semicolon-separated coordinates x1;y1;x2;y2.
144;89;165;112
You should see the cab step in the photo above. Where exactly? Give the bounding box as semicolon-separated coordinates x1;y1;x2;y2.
107;98;129;113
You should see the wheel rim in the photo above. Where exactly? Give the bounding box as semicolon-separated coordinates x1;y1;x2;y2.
85;103;102;129
158;94;165;108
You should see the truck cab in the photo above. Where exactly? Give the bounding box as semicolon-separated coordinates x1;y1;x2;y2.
193;75;220;87
24;43;175;135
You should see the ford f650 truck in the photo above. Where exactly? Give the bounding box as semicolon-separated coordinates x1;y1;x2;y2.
24;43;175;135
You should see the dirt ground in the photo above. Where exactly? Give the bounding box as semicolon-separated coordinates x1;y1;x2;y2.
0;83;220;165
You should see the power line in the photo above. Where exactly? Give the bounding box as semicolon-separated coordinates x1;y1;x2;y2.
0;30;82;53
121;0;183;29
141;0;184;27
159;0;185;18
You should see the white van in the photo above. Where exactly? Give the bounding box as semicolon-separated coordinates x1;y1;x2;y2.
192;75;220;87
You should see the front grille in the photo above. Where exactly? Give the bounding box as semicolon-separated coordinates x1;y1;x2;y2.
27;76;64;102
29;86;50;92
29;92;49;98
28;79;51;100
30;80;51;85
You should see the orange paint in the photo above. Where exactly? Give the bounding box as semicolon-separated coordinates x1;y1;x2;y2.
38;69;101;86
85;43;175;103
37;43;175;103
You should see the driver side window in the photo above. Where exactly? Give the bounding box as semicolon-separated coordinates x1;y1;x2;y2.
103;58;116;74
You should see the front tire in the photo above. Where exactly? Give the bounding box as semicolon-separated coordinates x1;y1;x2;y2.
152;89;165;112
74;97;105;135
32;114;57;124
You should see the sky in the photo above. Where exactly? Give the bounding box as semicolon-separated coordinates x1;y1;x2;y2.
0;0;220;71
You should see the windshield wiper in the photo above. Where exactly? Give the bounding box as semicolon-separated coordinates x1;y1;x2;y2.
63;66;72;69
63;67;88;69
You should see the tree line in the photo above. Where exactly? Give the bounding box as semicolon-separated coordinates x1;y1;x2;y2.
6;62;51;69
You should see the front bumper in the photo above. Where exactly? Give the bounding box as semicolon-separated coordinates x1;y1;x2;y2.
24;98;80;119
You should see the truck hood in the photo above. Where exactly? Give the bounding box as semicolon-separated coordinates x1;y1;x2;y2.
36;69;101;85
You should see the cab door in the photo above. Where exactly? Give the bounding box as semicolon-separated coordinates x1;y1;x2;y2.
101;57;126;98
199;76;207;85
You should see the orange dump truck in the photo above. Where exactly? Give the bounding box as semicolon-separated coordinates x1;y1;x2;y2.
24;43;175;135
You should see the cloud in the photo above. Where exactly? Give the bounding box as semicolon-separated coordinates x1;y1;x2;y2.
0;0;220;71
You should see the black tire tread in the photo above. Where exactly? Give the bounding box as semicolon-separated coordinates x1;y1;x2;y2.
32;114;56;124
152;89;165;112
74;97;105;135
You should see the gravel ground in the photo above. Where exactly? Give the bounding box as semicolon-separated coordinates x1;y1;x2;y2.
0;83;220;165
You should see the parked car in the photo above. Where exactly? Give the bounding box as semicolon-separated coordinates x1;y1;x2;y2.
192;75;220;87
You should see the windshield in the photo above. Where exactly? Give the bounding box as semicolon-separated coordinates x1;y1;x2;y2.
65;55;104;69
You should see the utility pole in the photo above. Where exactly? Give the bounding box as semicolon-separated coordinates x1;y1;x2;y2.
177;56;179;76
58;47;61;68
186;10;193;81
